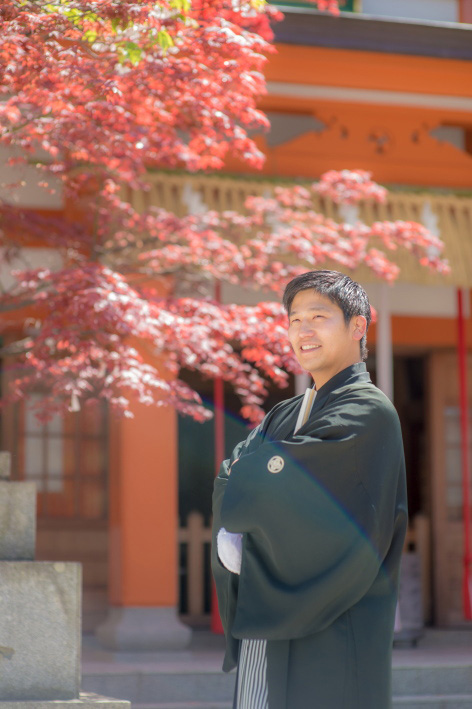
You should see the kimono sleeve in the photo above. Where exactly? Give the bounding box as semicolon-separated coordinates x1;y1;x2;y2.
211;441;243;642
211;420;268;670
219;394;407;641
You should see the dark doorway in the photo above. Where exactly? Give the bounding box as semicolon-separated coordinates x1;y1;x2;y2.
178;369;295;526
177;369;295;620
367;352;429;520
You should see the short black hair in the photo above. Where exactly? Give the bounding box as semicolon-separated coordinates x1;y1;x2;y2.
283;270;372;360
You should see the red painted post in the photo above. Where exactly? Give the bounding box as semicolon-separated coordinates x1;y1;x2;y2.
457;288;472;620
459;0;472;24
211;280;224;633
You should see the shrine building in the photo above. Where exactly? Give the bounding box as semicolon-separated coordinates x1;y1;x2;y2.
1;0;472;645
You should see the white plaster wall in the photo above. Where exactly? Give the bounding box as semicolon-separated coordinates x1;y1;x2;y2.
0;247;63;292
0;146;63;209
364;282;460;318
222;281;279;306
361;0;459;22
223;280;461;318
430;126;466;151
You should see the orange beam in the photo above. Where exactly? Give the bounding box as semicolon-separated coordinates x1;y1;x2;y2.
368;315;472;349
265;44;472;98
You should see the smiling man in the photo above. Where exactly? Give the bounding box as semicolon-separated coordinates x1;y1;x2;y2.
211;270;407;709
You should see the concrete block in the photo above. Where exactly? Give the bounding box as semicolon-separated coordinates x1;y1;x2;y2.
0;692;130;708
0;562;81;700
0;482;36;560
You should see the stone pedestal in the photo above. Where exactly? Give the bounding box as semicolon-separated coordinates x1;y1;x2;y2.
0;562;81;700
0;481;36;559
0;452;130;708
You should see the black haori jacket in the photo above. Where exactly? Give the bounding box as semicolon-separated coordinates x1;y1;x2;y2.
211;363;407;709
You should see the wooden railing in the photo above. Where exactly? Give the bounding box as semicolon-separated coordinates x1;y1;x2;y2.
127;170;472;288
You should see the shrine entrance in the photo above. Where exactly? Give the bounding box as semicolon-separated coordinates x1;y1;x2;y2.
429;351;472;626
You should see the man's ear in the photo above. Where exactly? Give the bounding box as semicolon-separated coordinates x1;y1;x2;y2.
351;315;367;341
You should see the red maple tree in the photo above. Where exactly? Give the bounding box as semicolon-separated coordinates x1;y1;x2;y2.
0;1;449;424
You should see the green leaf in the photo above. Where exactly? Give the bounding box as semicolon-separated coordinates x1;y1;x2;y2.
157;29;174;54
170;0;191;12
63;8;81;19
83;29;97;44
123;41;142;65
84;11;100;23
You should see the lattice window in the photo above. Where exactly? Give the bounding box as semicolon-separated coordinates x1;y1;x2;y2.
17;395;109;520
444;405;472;522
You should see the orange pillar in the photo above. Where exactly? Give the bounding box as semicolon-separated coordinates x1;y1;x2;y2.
96;343;191;650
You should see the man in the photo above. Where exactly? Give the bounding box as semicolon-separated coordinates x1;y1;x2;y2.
211;270;407;709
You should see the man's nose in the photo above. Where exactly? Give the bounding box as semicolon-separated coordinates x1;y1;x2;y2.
299;319;315;336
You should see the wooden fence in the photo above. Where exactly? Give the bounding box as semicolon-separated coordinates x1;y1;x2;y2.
179;511;212;624
127;170;472;289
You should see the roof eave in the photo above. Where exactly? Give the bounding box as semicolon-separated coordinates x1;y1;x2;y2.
272;8;472;61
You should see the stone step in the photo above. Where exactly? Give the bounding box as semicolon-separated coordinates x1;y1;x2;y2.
393;697;472;708
392;664;472;696
82;670;234;706
82;630;472;707
82;667;472;706
0;694;130;709
129;699;472;709
132;704;231;709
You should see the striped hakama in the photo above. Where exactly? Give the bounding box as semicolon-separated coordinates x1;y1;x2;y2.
235;387;317;709
236;639;268;709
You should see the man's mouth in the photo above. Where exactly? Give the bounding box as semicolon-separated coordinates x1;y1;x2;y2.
300;344;321;352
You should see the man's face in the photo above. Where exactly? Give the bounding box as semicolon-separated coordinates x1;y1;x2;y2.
287;289;366;389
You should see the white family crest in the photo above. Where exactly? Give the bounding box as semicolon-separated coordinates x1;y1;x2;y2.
267;455;284;474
